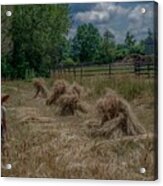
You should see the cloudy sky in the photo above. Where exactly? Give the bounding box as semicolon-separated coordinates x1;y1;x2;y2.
69;1;156;43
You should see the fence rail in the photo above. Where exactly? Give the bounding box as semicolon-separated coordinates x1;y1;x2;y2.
53;62;156;80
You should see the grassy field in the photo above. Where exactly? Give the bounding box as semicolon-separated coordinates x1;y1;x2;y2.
1;75;157;180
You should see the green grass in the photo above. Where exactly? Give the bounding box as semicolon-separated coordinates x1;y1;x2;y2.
76;75;154;101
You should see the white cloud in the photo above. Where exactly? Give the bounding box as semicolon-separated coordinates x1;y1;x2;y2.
70;2;155;43
74;3;130;24
127;4;154;41
75;10;109;23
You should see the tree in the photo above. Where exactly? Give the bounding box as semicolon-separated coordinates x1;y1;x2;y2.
3;4;70;79
115;44;129;60
103;30;115;43
124;31;140;55
125;31;136;49
72;23;101;63
143;29;154;55
99;30;116;63
1;6;13;55
1;5;13;79
132;41;145;55
60;39;75;66
124;31;145;55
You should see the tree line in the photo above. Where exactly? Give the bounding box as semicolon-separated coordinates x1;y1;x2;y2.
1;5;155;79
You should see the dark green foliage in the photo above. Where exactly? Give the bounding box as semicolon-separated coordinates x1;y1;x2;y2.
72;23;102;63
99;30;116;63
1;5;13;79
114;44;129;60
1;4;70;79
125;31;136;49
113;31;147;61
143;29;155;55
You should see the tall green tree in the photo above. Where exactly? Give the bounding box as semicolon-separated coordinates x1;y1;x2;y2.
61;39;75;66
99;30;116;63
115;44;129;60
10;4;70;78
143;29;154;55
1;5;13;79
72;23;101;63
125;31;136;49
124;31;144;55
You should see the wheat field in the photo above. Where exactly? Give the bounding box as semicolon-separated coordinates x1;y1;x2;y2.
1;75;157;180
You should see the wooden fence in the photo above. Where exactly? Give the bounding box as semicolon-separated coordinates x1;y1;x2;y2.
53;62;156;80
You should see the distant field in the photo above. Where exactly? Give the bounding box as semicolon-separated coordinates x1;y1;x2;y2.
2;75;156;180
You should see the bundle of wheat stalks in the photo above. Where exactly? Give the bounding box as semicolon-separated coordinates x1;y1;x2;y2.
45;80;88;115
33;78;49;98
89;91;146;139
32;78;146;139
46;79;69;105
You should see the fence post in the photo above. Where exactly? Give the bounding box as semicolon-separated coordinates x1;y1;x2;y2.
68;67;70;73
58;64;61;79
134;62;138;76
147;63;150;78
80;64;83;83
109;63;111;77
61;65;64;78
135;62;140;76
138;63;141;76
50;69;54;78
73;66;76;80
134;63;136;75
62;66;66;78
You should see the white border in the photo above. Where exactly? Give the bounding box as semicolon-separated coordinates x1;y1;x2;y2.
1;0;162;186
